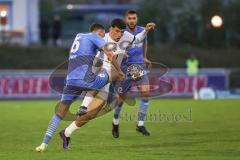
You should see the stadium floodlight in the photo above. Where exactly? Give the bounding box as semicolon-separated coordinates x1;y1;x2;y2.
66;4;74;10
0;10;7;17
211;15;223;28
0;10;7;26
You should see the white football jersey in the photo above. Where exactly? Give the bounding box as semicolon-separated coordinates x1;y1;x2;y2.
94;30;147;99
101;31;135;70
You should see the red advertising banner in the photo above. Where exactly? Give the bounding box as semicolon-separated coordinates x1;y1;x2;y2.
0;71;58;99
0;69;229;99
158;75;208;97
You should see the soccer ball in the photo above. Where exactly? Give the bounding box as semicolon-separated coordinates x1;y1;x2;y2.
127;64;144;81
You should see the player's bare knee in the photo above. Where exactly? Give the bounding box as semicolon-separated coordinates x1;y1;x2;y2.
55;102;71;117
75;115;89;125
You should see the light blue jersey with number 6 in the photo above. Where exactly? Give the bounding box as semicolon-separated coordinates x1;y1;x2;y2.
69;33;106;59
67;33;107;81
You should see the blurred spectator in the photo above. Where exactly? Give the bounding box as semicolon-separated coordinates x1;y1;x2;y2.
52;15;62;46
39;17;49;45
186;53;199;76
186;53;200;99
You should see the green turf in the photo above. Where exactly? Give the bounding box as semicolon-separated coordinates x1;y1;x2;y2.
0;99;240;160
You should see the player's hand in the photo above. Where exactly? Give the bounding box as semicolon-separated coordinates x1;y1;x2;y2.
144;58;152;71
145;22;156;32
118;71;125;81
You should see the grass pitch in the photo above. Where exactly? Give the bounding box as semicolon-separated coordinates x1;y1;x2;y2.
0;99;240;160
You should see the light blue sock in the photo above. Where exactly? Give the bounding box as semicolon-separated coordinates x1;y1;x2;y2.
138;99;149;122
42;114;62;144
114;103;123;119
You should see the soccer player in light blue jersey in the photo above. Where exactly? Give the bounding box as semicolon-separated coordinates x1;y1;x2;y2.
35;23;124;152
112;10;152;137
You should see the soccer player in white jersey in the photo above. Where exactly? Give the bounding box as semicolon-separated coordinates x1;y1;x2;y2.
59;18;155;149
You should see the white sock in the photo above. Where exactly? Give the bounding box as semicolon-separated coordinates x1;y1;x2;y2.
41;143;48;147
81;92;94;108
138;121;144;126
64;121;79;137
113;118;120;125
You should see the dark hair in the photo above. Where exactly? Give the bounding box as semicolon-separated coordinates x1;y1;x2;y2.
89;23;105;32
125;10;137;16
111;18;126;30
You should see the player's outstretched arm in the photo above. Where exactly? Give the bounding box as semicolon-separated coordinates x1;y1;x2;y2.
132;22;156;44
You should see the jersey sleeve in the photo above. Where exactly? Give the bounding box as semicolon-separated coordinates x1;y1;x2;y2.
122;31;135;43
124;30;147;45
91;34;107;49
133;29;147;44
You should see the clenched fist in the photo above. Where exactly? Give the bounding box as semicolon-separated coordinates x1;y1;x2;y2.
145;22;156;32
